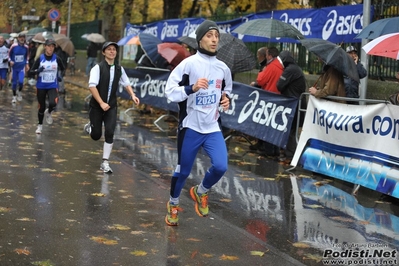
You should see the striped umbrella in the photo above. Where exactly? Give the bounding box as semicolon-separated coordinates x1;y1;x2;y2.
362;33;399;60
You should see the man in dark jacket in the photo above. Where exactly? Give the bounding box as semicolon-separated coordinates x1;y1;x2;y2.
250;47;267;88
277;50;307;162
344;46;367;105
85;41;99;76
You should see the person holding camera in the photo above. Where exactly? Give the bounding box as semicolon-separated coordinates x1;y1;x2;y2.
344;46;367;104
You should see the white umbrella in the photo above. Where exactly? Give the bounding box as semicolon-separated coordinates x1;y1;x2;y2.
86;33;106;43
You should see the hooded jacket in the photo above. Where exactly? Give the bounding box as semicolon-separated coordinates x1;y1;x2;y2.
277;51;306;99
277;51;307;127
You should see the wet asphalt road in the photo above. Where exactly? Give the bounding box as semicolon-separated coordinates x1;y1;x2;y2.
0;76;398;266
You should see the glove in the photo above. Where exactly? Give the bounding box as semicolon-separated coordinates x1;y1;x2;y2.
57;73;63;82
37;66;45;73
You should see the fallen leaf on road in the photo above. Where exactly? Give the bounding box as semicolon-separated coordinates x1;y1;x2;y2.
140;222;155;228
250;250;265;256
130;250;147;256
219;198;232;202
291;241;310;248
330;216;355;223
31;259;54;266
263;177;275;181
186;238;201;242
131;230;145;235
91;193;106;197
21;195;34;199
90;236;118;245
108;224;130;231
0;207;11;213
191;250;198;258
241;177;256;181
0;188;14;194
220;254;239;261
303;253;322;262
14;248;30;255
16;217;36;222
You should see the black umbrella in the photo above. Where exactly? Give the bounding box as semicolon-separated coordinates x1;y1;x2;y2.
217;34;257;74
232;18;304;40
178;36;197;50
300;38;359;83
178;33;256;74
138;33;167;68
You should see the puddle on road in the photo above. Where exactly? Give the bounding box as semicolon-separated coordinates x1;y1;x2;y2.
114;109;399;266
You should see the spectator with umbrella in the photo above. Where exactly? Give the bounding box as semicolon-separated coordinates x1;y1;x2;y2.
249;46;282;156
250;47;268;88
302;38;359;104
308;60;346;103
277;50;307;163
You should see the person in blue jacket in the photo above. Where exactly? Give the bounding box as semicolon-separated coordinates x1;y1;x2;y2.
164;20;232;226
8;33;29;104
30;39;66;134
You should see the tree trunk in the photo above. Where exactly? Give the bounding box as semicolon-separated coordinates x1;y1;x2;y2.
256;0;278;11
163;0;183;19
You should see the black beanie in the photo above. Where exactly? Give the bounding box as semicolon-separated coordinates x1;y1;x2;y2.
195;20;219;43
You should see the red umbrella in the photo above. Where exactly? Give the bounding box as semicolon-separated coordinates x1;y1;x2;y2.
362;32;399;60
157;42;191;68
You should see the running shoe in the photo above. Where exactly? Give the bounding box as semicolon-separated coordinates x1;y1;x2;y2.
35;124;42;134
11;96;16;104
165;201;181;226
84;122;91;134
190;185;209;217
100;160;113;173
17;90;22;101
44;109;53;124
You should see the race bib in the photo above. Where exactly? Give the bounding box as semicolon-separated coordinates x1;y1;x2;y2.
196;93;216;106
15;55;24;63
42;73;55;83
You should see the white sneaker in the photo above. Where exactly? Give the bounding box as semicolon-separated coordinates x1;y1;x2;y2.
12;96;16;104
17;90;22;101
44;109;53;124
84;122;91;134
35;124;42;134
100;160;113;173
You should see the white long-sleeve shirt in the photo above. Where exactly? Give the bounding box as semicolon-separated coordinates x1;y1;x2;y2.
0;45;9;69
165;52;232;134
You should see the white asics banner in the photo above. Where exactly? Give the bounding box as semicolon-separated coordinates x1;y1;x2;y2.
292;97;399;198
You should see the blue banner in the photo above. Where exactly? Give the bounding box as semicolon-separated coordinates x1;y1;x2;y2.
125;4;373;44
118;67;298;148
